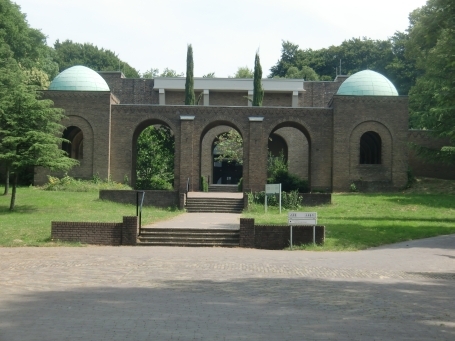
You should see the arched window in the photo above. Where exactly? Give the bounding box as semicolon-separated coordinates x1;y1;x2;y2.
62;126;83;160
360;131;381;164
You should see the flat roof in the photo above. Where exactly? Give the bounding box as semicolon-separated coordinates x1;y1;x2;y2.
154;77;305;92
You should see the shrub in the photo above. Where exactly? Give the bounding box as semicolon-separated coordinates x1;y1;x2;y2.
269;169;309;193
41;175;131;192
247;190;302;209
238;177;243;192
200;176;208;192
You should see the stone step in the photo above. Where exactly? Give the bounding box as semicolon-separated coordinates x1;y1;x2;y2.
185;197;244;213
137;228;239;247
136;241;239;247
208;185;239;193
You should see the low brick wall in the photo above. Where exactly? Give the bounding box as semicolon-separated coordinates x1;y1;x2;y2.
300;193;331;206
240;218;325;250
52;216;138;246
99;190;179;208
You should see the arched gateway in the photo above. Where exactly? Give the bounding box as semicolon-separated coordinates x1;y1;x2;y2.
37;66;409;193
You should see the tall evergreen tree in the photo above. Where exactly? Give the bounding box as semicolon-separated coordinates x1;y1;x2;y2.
184;44;195;105
252;52;264;106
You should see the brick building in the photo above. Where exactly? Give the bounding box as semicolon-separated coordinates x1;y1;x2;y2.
37;65;447;193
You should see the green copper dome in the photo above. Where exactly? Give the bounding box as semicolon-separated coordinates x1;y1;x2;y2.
49;65;110;91
337;70;398;96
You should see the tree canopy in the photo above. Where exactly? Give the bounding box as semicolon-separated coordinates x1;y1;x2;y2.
407;0;455;163
53;39;140;78
231;66;254;78
269;37;415;95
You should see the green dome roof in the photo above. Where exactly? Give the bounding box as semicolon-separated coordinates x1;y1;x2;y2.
49;65;110;91
337;70;398;96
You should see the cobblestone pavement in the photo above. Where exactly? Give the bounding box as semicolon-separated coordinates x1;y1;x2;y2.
1;234;454;341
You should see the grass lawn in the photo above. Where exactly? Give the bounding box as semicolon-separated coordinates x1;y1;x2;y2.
0;187;182;247
243;178;455;251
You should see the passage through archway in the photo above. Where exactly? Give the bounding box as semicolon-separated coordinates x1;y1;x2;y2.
133;122;175;190
200;124;244;189
62;126;83;160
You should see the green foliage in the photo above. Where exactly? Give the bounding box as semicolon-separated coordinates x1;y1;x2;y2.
203;72;215;78
269;38;415;95
350;182;358;192
160;68;184;77
135;125;175;190
231;66;253;78
267;151;287;178
407;0;455;163
185;44;195;105
252;52;264;106
284;66;319;81
0;0;58;81
214;130;243;164
0;58;78;209
53;40;140;78
41;175;131;192
269;169;309;193
247;190;302;209
200;176;208;192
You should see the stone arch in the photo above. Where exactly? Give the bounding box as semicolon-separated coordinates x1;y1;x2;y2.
349;121;393;181
64;115;94;179
266;120;312;183
131;118;176;189
198;119;245;187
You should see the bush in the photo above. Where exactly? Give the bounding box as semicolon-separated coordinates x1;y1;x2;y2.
200;176;208;192
136;176;173;190
247;190;302;209
269;169;309;193
41;175;132;192
238;177;243;192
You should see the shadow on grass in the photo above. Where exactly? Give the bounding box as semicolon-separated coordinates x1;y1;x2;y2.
0;205;38;214
0;277;453;340
322;216;455;223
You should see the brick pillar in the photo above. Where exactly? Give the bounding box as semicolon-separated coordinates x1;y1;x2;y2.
179;192;186;210
247;117;267;192
122;216;138;246
239;218;255;248
243;191;250;210
179;115;195;192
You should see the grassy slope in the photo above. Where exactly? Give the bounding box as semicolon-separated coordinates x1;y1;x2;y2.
243;178;455;251
0;188;181;247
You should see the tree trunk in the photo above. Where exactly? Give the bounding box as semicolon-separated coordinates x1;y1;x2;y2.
9;172;18;211
3;166;9;195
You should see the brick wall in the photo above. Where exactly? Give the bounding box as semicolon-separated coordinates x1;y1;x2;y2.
239;218;325;250
301;193;331;206
99;190;179;208
51;216;138;246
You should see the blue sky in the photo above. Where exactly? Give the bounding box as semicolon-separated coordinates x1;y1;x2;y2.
15;0;428;78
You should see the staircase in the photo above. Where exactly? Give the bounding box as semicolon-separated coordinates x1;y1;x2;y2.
137;228;239;247
208;184;239;193
185;197;243;213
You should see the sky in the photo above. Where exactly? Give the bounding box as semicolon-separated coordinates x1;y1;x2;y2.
15;0;428;78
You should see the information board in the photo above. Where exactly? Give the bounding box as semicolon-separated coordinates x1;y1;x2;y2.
288;212;317;225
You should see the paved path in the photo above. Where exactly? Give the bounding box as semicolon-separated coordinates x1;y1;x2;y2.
1;235;454;340
143;212;240;230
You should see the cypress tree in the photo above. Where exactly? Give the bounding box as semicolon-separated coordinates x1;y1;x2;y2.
185;44;195;105
252;52;264;106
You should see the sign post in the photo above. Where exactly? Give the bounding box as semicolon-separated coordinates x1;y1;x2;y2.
288;212;318;249
265;184;282;213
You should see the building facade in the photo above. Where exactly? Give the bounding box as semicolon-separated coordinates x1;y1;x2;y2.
38;66;417;193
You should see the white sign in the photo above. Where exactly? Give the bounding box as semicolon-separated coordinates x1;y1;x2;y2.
265;184;281;194
288;212;317;225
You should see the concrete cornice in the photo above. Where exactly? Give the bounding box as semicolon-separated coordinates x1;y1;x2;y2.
154;77;305;92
